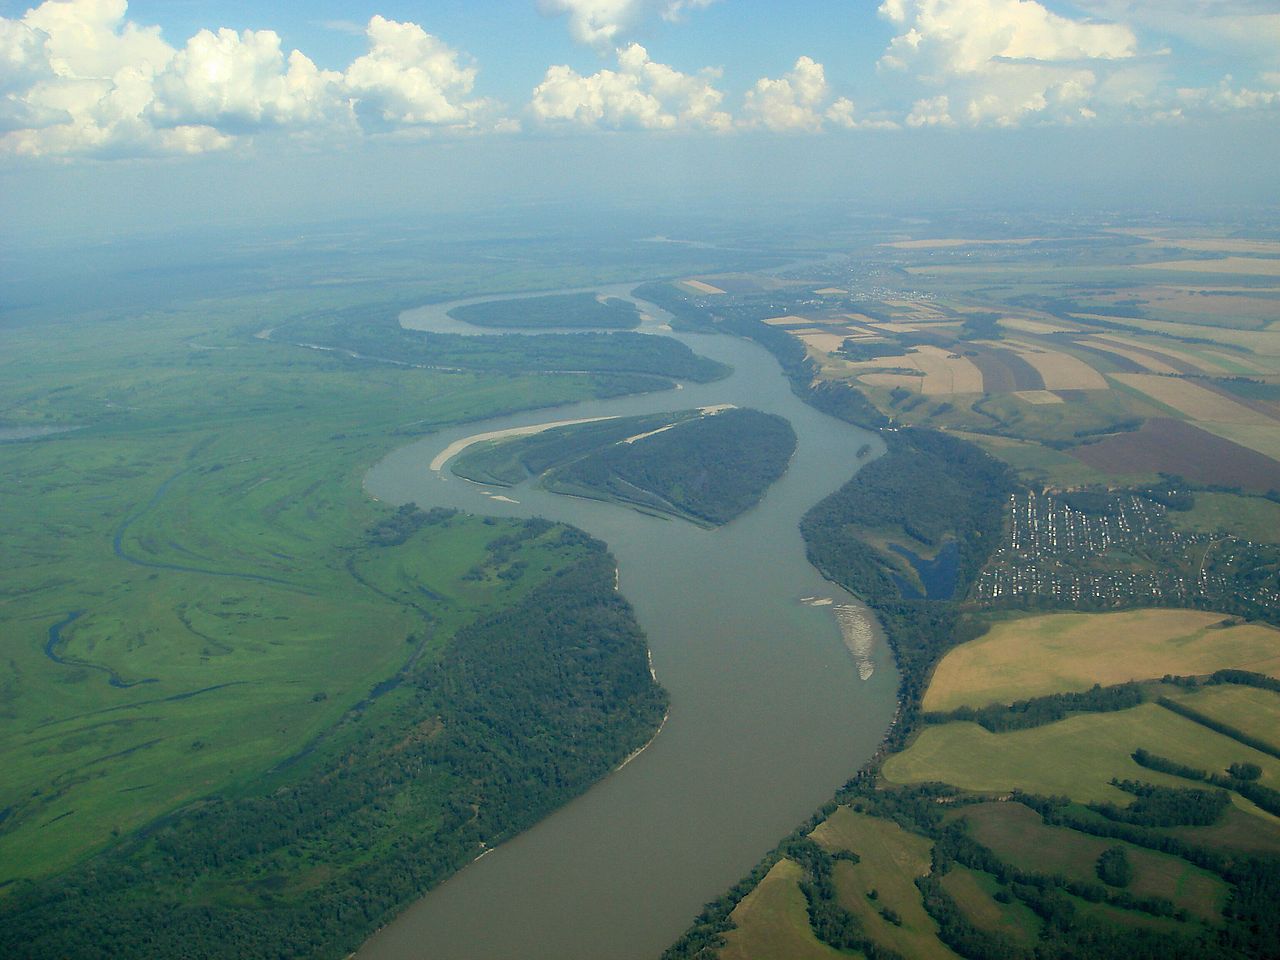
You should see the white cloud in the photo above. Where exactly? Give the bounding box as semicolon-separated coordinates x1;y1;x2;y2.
0;3;500;158
741;56;867;131
906;94;954;126
530;43;729;129
878;0;1138;125
539;0;718;50
344;16;490;131
150;29;343;133
1177;74;1280;112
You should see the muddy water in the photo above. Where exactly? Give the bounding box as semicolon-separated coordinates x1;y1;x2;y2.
359;288;897;960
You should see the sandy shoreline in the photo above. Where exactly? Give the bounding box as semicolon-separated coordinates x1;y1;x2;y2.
429;416;619;473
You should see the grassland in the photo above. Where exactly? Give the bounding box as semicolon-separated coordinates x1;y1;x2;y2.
922;610;1280;712
811;807;958;959
950;802;1229;920
0;271;704;889
938;865;1041;946
718;859;846;960
883;703;1280;805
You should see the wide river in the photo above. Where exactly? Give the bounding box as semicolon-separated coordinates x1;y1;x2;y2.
359;284;898;960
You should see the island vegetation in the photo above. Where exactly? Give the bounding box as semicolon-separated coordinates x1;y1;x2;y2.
455;407;797;527
449;291;642;329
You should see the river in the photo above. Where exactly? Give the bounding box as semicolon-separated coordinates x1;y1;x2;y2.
358;285;898;960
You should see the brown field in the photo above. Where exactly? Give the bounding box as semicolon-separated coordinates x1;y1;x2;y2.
1072;417;1280;491
868;321;923;333
953;802;1227;921
973;346;1045;391
798;331;853;354
762;314;813;326
1013;390;1064;405
812;808;958;960
860;372;926;391
923;609;1280;712
884;237;1052;249
1134;237;1280;255
1112;373;1274;424
1071;315;1280;356
719;859;844;960
1001;340;1109;390
842;345;984;395
814;287;847;295
1203;422;1280;463
679;279;727;295
913;345;985;394
1104;284;1280;322
1080;338;1183;375
1136;257;1280;277
1089;333;1240;376
1000;317;1080;335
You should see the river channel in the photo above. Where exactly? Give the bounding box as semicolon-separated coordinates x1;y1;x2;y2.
358;285;899;960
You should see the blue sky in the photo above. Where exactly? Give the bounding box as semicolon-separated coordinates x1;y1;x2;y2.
1;1;1277;236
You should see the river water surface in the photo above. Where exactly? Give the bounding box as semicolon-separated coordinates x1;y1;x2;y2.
358;286;898;960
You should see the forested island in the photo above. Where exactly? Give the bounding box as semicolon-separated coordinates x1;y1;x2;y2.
449;292;642;329
454;407;797;526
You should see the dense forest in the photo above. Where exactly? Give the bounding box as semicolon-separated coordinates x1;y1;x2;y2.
0;518;666;960
448;292;641;329
546;408;796;526
452;412;695;486
455;407;797;526
798;428;1012;721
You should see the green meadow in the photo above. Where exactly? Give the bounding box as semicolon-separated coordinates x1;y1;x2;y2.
0;286;686;886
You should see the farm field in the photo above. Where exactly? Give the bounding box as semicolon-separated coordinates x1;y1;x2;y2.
949;802;1229;920
663;219;1280;960
812;808;957;960
882;701;1280;806
938;865;1041;946
718;859;845;960
922;610;1280;711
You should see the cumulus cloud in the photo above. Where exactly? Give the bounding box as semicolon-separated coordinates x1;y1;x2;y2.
878;0;1137;125
539;0;718;50
1177;74;1280;113
530;42;730;129
150;29;343;133
906;94;953;127
740;57;865;131
344;16;491;131
0;2;499;158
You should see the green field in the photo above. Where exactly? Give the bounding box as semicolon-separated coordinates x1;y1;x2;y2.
812;807;958;960
883;702;1280;807
719;859;846;960
951;802;1228;920
1167;492;1280;542
938;865;1041;947
0;278;697;889
1163;683;1280;749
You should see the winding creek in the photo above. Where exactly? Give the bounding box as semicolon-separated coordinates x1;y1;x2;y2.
358;285;899;960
